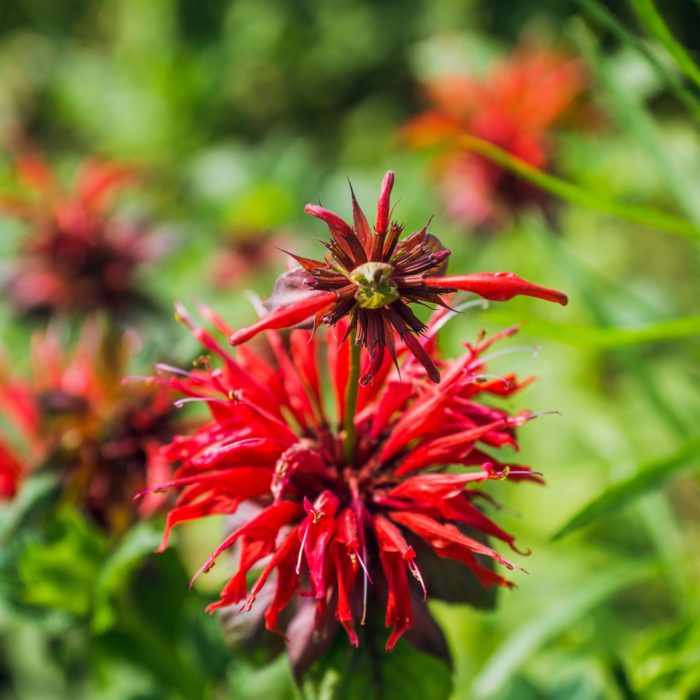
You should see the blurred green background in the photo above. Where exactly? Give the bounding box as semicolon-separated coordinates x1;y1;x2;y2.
1;0;700;698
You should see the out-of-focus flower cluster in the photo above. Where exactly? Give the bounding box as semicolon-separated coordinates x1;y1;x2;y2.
0;321;174;533
0;149;167;317
404;39;600;230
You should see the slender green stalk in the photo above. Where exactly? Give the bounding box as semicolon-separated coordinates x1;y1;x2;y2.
630;0;700;93
456;134;700;240
579;0;700;122
343;329;361;466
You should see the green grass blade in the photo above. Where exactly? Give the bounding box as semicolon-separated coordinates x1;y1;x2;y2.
572;19;700;227
630;0;700;93
456;135;700;240
471;561;657;698
579;0;700;121
553;436;700;540
483;310;700;348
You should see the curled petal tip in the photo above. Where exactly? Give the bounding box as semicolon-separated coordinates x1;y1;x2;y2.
304;203;354;238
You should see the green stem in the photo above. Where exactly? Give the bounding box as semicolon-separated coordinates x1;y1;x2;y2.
343;330;361;466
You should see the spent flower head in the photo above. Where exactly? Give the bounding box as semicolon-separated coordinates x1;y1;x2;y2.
229;170;566;384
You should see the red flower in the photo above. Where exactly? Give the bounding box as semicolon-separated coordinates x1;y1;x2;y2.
229;170;566;384
143;304;548;662
404;40;598;230
0;148;167;316
0;321;175;532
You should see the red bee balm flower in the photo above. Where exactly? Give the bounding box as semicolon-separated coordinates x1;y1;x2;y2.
143;305;549;661
229;171;566;385
0;322;175;532
404;41;599;229
0;149;167;316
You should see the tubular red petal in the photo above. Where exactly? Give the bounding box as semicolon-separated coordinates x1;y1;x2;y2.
229;291;337;346
375;170;395;236
424;272;568;306
388;471;490;500
304;204;354;238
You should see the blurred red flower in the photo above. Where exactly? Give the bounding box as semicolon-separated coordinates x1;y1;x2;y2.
404;40;598;230
229;171;566;384
0;149;167;316
143;304;547;666
0;321;175;532
211;229;284;289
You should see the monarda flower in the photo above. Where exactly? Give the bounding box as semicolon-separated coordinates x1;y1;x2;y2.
403;40;598;230
0;321;175;532
0;149;167;317
141;305;549;668
228;170;566;385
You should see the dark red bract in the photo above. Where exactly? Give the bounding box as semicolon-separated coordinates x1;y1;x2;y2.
144;305;546;656
228;171;566;385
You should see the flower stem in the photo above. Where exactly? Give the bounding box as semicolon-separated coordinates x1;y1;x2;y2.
343;329;361;466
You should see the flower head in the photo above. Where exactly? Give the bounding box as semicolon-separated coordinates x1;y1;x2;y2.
0;149;167;317
0;321;175;531
404;40;598;229
143;305;547;662
229;171;566;384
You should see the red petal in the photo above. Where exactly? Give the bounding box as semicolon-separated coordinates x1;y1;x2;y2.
424;272;568;306
304;204;354;238
229;291;337;346
375;170;395;236
388;471;490;501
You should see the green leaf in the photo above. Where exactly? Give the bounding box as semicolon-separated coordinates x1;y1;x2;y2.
0;473;61;541
304;632;452;700
92;521;164;633
471;561;657;698
483;310;700;348
16;507;107;617
455;134;700;240
553;436;700;540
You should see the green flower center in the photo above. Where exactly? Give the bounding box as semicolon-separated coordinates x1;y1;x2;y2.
350;262;399;309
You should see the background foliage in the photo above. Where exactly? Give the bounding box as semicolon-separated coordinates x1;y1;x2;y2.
1;0;700;698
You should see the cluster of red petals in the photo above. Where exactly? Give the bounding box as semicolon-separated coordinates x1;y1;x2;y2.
229;170;566;385
404;40;598;229
144;305;545;651
0;322;174;530
0;149;166;316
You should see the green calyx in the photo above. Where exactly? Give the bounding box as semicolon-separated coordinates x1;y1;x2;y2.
350;262;398;309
